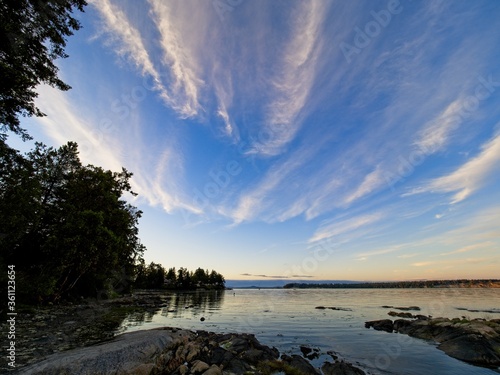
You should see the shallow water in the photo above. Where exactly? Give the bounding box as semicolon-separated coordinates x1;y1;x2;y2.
117;288;500;374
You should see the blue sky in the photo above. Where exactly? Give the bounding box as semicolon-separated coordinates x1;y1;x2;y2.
16;0;500;281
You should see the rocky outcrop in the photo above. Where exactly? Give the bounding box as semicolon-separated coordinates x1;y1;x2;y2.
365;317;500;368
364;319;394;333
281;354;319;374
15;327;366;375
322;361;367;375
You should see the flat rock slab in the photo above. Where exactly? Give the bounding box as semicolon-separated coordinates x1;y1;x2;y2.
16;328;193;375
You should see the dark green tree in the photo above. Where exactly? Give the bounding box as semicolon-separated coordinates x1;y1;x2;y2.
192;267;208;287
144;262;165;289
0;0;87;140
208;270;225;289
165;267;176;287
0;141;145;302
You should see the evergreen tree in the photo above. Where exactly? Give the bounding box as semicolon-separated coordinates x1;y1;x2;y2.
0;141;145;302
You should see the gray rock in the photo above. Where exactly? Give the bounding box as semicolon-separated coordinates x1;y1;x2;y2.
365;319;393;333
393;319;413;333
370;316;500;367
17;328;193;375
201;364;222;375
281;354;319;374
388;311;414;318
322;361;366;375
438;334;500;366
191;359;210;373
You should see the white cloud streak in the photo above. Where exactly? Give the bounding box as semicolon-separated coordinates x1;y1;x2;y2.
148;0;204;117
414;98;465;154
407;133;500;204
91;0;203;118
343;166;386;205
439;241;493;256
250;2;327;156
309;212;385;243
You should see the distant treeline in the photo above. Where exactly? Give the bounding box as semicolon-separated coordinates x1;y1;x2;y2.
135;262;225;290
283;279;500;289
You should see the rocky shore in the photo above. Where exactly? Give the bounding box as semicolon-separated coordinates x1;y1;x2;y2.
15;327;365;375
365;312;500;368
1;291;172;371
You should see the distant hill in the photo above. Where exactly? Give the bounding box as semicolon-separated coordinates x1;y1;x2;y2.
225;279;359;289
283;279;500;289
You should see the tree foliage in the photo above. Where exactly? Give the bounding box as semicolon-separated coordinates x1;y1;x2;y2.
134;264;225;290
0;141;145;302
0;0;87;140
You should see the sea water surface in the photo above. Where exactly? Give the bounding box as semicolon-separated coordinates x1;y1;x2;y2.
117;288;500;374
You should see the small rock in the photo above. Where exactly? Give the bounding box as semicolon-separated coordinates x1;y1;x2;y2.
202;365;222;375
200;317;205;322
191;359;210;373
300;345;319;360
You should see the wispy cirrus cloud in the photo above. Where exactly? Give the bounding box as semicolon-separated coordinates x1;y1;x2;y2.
412;257;493;268
438;241;493;256
148;0;204;118
249;2;327;156
91;0;203;118
130;144;201;215
343;166;386;205
309;211;385;243
34;85;124;172
90;0;164;90
35;84;200;216
406;132;500;204
414;98;465;154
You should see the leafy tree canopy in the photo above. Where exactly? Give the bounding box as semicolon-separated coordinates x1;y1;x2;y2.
0;141;145;302
0;0;87;140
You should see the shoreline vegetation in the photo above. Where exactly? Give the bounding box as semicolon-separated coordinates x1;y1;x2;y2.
283;279;500;289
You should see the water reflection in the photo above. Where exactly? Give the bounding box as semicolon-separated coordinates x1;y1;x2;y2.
117;290;225;331
163;290;225;318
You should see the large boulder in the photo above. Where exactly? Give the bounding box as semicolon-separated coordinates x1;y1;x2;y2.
438;334;500;366
281;354;319;374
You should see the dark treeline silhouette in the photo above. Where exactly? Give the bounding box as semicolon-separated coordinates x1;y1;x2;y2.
134;263;225;290
0;142;145;303
283;279;500;289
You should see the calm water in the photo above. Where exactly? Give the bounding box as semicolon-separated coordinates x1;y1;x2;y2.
117;288;500;374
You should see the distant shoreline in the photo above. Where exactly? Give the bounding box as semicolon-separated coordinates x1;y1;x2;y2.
282;279;500;289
